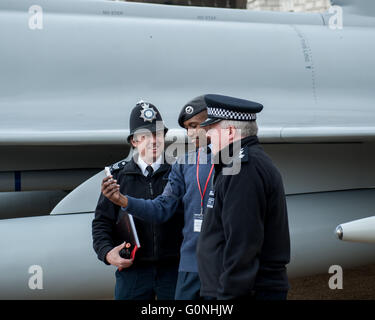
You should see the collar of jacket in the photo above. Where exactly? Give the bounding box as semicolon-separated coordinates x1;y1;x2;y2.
122;153;172;176
213;135;259;171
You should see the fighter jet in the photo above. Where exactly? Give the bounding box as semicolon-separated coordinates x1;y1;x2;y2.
0;0;374;299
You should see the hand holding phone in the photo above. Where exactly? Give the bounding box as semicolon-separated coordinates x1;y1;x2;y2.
104;166;111;177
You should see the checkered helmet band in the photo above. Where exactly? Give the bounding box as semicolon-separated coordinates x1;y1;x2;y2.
207;107;257;121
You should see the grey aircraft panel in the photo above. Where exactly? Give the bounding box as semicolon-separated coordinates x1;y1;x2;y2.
0;213;115;299
1;0;375;151
1;189;375;299
286;189;375;277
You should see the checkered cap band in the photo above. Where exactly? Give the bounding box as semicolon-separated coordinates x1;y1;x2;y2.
207;107;257;121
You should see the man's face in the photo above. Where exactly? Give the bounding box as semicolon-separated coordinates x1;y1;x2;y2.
205;122;231;155
131;131;165;164
183;111;210;148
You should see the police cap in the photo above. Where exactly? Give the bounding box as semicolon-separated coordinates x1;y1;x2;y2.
199;94;263;127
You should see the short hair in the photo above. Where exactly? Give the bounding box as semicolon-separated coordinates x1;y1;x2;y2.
219;120;258;137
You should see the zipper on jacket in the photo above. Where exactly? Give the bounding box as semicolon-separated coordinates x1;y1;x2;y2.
149;182;154;196
148;179;157;258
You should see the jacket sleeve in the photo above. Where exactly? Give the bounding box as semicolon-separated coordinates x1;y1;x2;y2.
92;191;118;265
125;161;185;224
217;163;266;299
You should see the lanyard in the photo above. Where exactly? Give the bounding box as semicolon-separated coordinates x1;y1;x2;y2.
196;148;215;215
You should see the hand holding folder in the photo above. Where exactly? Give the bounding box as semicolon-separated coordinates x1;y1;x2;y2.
116;212;141;271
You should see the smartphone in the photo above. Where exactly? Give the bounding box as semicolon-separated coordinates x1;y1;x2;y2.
104;166;111;177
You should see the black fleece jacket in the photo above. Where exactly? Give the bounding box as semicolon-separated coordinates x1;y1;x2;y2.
197;136;290;299
92;157;184;266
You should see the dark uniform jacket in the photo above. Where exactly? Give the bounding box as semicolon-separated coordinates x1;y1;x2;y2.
92;155;184;266
196;135;290;299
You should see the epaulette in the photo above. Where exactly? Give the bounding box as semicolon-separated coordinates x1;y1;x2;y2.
238;146;249;163
109;159;128;173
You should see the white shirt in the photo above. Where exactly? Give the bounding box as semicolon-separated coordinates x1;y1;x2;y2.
136;155;162;177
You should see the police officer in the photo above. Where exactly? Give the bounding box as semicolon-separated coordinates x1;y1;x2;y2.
92;101;183;300
196;94;290;300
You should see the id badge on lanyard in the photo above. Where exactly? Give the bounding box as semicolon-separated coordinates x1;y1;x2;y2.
194;208;204;233
194;149;214;233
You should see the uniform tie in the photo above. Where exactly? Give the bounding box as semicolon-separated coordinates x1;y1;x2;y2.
146;165;154;178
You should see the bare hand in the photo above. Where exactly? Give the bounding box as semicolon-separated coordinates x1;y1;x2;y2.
101;176;128;207
105;242;134;270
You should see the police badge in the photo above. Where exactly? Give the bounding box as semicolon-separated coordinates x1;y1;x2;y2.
139;102;158;123
185;105;194;114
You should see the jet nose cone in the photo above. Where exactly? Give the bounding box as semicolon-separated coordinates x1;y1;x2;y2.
335;225;343;240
